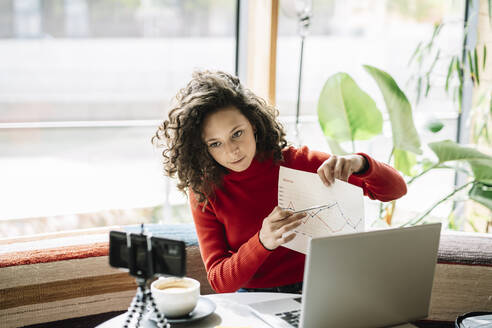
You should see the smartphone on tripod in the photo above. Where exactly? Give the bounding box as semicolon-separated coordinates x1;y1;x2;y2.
108;227;187;328
109;230;186;278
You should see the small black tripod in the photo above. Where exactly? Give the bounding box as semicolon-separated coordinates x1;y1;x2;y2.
123;277;169;328
122;224;170;328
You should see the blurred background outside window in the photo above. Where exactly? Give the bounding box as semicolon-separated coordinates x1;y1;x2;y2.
1;0;488;238
0;0;235;237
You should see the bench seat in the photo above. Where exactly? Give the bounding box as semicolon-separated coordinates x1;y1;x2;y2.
0;225;490;327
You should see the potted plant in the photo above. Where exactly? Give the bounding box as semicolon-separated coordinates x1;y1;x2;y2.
317;65;492;229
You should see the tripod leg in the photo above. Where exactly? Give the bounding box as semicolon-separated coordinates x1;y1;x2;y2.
135;285;146;327
145;288;170;328
123;288;141;328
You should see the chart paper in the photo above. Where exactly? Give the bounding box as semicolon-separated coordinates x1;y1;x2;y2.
278;166;364;254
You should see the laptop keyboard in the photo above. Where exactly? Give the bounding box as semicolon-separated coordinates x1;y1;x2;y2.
275;309;301;327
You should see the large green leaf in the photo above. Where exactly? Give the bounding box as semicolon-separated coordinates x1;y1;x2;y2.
428;140;492;163
317;73;383;142
468;159;492;184
469;182;492;211
428;140;492;183
394;148;417;176
363;65;422;155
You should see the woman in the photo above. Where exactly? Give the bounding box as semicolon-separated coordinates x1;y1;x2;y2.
152;70;407;293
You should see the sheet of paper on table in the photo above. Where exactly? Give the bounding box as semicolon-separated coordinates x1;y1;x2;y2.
278;166;364;254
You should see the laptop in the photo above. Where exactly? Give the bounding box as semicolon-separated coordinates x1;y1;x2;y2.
248;223;442;328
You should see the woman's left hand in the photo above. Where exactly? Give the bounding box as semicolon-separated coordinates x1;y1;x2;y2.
317;154;367;187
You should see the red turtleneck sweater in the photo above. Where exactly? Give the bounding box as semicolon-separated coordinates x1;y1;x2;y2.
190;146;407;293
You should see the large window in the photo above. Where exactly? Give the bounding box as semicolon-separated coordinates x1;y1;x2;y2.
276;0;469;228
0;0;236;237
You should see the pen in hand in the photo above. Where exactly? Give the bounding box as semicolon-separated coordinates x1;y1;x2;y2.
283;204;333;214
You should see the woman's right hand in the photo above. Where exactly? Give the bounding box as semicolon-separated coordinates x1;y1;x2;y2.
259;206;306;251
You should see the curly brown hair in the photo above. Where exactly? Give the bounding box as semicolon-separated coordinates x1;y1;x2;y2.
152;70;288;203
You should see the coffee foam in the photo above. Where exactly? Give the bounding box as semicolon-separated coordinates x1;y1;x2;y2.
156;281;193;291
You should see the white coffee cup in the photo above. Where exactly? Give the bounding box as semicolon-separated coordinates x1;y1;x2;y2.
150;277;200;318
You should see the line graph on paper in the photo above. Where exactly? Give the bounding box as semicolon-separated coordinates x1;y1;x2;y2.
282;201;363;237
278;166;364;254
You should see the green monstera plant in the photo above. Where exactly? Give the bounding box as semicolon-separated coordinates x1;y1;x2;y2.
317;65;492;231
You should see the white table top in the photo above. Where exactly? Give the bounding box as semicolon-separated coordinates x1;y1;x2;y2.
96;292;298;328
96;292;418;328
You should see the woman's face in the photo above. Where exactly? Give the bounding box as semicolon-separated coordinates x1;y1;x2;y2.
202;106;256;172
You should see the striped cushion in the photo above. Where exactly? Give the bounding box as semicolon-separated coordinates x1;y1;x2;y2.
0;227;490;327
0;224;212;328
428;232;492;322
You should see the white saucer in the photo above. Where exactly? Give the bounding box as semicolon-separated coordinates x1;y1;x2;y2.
148;297;216;323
